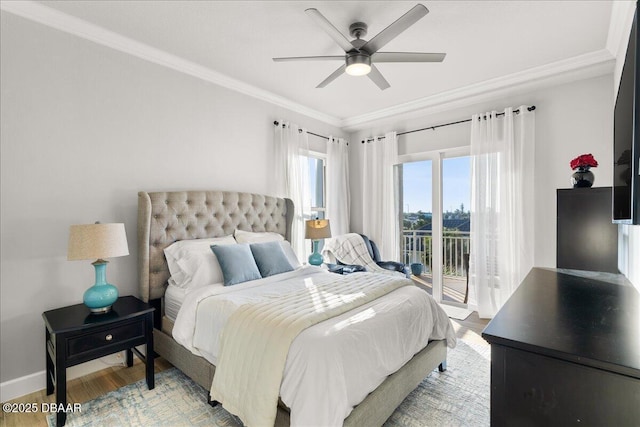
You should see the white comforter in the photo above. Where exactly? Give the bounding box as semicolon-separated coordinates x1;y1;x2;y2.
173;266;456;427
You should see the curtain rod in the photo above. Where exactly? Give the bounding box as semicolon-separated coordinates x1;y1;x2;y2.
273;121;330;141
361;105;536;143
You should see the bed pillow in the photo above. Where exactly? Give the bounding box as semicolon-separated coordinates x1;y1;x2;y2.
280;241;301;269
234;229;284;244
232;231;300;268
211;243;262;286
163;235;236;289
250;241;294;277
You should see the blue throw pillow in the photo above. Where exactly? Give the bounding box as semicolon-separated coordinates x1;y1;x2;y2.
210;244;262;286
250;241;294;278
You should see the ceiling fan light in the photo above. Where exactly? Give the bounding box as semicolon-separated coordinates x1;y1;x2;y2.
345;54;371;76
346;63;371;76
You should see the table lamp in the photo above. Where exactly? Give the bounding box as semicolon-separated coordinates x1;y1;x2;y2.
68;222;129;313
305;219;331;266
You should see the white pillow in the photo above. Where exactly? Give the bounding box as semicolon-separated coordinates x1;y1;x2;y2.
234;229;285;244
280;240;301;269
163;235;236;289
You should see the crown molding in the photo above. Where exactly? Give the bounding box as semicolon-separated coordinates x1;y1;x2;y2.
0;0;343;128
0;1;618;133
606;0;636;58
340;49;615;131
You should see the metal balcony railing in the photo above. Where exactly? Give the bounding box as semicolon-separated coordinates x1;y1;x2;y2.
401;230;470;277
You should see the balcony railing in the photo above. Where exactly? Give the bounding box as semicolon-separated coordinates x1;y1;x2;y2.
402;230;470;277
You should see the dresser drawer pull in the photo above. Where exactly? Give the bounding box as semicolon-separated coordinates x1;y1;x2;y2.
105;334;113;341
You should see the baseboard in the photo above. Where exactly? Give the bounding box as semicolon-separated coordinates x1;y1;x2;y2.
1;353;125;402
0;370;45;403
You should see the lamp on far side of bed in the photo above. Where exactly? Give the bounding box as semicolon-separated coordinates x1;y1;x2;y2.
67;222;129;314
305;219;331;266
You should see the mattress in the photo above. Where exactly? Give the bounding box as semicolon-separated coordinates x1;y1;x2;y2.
173;266;456;426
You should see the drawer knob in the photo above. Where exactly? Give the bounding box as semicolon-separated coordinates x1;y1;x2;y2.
105;334;113;341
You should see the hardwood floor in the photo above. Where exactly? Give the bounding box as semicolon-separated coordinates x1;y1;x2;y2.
411;274;469;304
2;315;490;427
448;310;491;347
1;358;172;427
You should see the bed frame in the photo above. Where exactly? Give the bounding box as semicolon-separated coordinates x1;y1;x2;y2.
137;190;447;427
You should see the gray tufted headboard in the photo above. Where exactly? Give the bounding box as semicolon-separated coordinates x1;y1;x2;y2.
138;190;294;302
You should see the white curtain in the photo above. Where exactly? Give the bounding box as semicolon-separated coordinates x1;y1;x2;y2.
362;131;400;260
469;107;535;318
326;137;350;237
274;121;310;259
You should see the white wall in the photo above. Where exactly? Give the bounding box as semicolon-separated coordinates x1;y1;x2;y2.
349;74;614;270
0;12;344;397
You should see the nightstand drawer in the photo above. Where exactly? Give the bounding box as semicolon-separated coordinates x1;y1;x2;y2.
67;321;144;357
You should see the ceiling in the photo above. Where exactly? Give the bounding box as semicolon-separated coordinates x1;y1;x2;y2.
33;1;614;124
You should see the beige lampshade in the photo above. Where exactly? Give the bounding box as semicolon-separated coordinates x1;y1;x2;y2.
67;223;129;261
305;219;331;240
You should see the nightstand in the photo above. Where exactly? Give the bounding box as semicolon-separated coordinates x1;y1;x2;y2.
42;296;154;427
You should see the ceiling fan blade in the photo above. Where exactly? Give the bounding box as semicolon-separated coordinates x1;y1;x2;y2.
273;56;345;62
373;52;446;63
363;4;429;54
367;64;390;90
317;64;346;88
305;8;359;53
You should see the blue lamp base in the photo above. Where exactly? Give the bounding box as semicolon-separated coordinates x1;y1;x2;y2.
308;240;324;266
84;260;119;314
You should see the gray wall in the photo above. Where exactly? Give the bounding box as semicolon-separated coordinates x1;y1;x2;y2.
0;12;344;389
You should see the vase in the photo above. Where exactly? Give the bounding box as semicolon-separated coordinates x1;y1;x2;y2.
83;260;118;313
410;263;424;276
571;166;594;188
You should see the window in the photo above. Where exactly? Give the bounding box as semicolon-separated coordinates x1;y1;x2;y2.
306;155;326;220
301;152;326;258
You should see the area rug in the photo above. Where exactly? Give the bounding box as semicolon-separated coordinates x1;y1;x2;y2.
48;339;489;427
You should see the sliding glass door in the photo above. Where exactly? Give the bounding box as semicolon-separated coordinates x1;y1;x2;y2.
442;156;471;306
401;159;433;271
398;149;470;307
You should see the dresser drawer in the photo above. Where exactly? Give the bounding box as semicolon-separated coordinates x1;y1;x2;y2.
67;320;144;357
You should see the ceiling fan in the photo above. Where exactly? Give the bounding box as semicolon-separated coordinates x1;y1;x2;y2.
273;4;445;90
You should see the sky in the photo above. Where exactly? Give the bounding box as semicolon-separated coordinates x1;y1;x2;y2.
402;157;471;213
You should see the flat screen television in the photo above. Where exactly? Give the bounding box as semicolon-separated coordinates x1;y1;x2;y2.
613;3;640;224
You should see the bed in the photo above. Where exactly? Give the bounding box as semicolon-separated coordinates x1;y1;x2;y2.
137;190;454;427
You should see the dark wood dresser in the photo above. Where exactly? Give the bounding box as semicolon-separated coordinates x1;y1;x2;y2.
482;268;640;426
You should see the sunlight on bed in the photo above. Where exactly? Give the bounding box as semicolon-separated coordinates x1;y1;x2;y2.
332;307;377;332
304;278;326;313
304;277;366;313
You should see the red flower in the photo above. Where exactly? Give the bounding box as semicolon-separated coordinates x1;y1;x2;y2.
570;153;598;169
